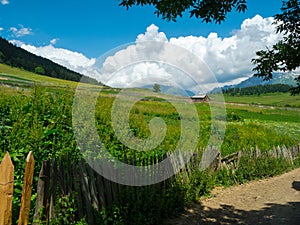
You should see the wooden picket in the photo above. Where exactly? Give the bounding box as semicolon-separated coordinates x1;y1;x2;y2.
18;151;34;225
0;151;34;225
0;152;14;225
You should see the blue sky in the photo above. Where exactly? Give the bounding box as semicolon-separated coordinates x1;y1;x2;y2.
0;0;283;58
0;0;290;91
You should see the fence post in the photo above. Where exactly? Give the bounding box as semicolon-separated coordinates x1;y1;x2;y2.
0;152;14;225
33;160;50;224
18;151;34;225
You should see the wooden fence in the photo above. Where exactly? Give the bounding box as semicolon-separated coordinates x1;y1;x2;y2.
196;144;300;173
32;143;300;224
0;151;34;225
2;144;300;224
32;155;169;224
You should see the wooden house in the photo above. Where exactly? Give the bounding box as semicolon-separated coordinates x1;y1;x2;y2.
190;94;210;103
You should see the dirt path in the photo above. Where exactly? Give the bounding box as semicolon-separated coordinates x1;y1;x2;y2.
165;168;300;225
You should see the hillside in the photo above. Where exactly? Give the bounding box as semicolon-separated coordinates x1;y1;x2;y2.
234;73;297;88
0;63;84;89
0;36;100;85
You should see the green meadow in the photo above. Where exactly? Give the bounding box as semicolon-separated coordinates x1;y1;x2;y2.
1;63;299;160
0;65;299;224
223;92;300;108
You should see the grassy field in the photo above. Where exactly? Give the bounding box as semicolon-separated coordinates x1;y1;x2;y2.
221;92;300;108
1;65;299;156
1;66;300;225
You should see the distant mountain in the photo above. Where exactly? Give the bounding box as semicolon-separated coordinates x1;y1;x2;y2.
0;36;101;85
211;73;298;93
142;84;195;97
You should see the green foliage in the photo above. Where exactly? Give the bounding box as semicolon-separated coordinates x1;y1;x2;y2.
221;122;296;155
153;83;161;93
291;76;300;95
234;153;294;183
183;170;215;202
223;84;293;96
213;152;294;186
252;0;300;94
226;111;244;122
102;181;186;225
0;86;81;224
0;51;4;63
119;0;247;23
34;66;45;75
34;194;88;225
50;195;88;225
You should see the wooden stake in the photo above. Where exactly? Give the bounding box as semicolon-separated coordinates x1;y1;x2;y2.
0;152;14;225
18;151;34;225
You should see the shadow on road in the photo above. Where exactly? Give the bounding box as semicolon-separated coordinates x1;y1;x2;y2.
292;181;300;191
164;201;300;225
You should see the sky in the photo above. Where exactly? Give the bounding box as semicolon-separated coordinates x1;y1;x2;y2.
0;0;286;91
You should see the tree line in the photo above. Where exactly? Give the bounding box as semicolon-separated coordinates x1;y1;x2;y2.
0;36;101;85
223;84;293;96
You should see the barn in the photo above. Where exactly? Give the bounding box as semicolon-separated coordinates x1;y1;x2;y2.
190;94;210;103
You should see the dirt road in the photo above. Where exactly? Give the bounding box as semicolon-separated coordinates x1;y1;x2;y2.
165;168;300;225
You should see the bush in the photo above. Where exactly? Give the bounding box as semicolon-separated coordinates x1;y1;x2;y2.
34;66;45;75
102;180;186;225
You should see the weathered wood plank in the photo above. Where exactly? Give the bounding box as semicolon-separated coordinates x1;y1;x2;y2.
0;152;14;225
87;165;99;211
103;168;113;207
79;159;94;224
58;159;66;195
33;160;50;224
95;172;107;209
49;158;57;220
73;162;83;219
18;151;34;225
67;155;72;195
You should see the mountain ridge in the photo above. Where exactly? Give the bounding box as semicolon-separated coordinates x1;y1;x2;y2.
210;73;297;93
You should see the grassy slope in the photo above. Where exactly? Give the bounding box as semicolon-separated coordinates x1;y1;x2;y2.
0;63;105;90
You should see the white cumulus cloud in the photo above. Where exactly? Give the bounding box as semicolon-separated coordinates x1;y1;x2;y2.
97;30;213;92
11;15;283;91
1;0;9;5
171;15;281;84
19;43;96;76
136;24;168;43
95;15;282;92
10;25;32;37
